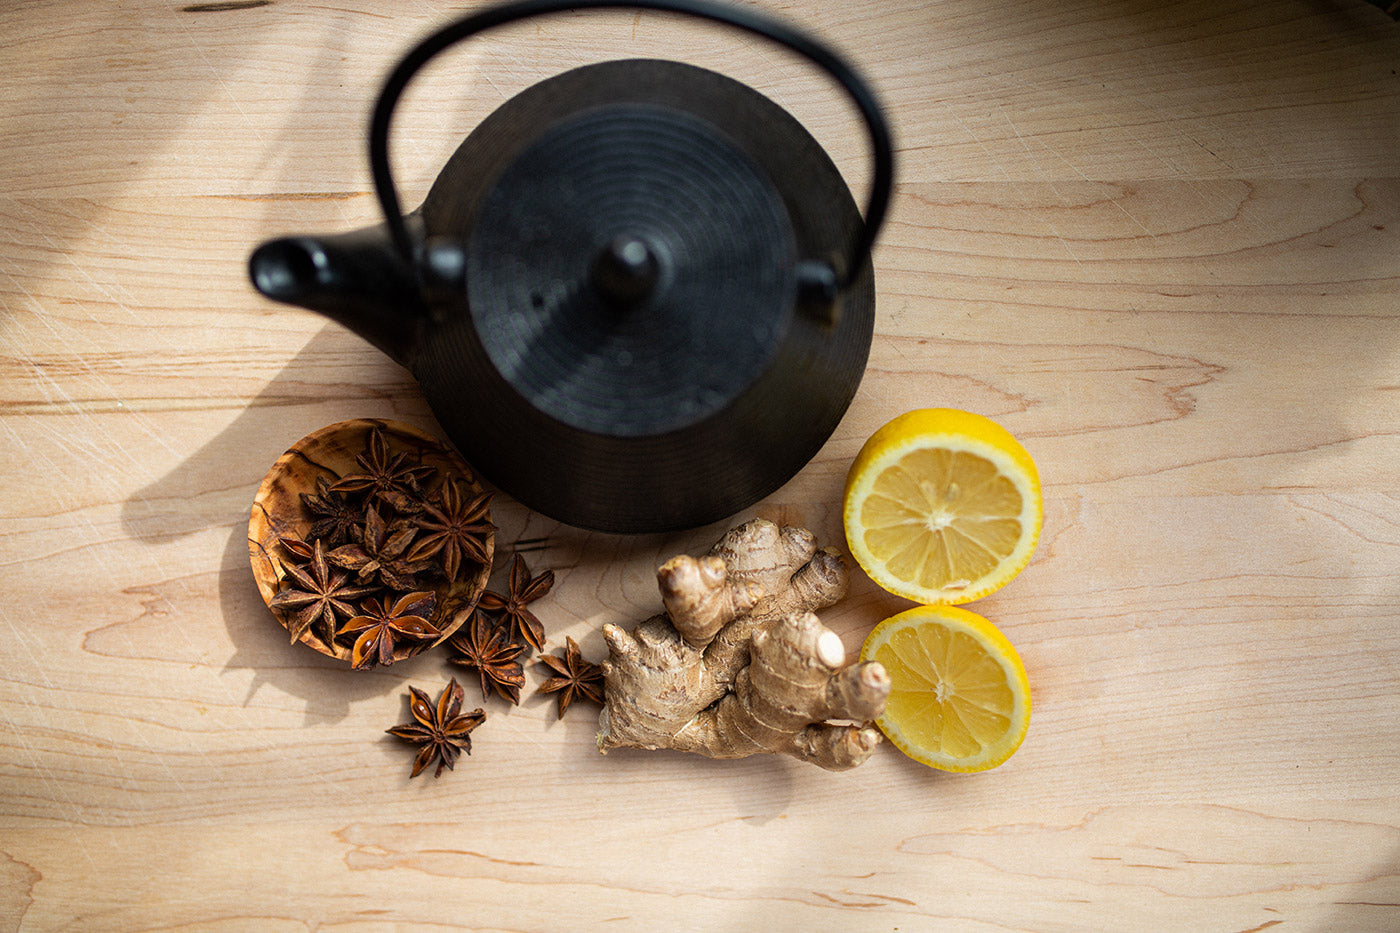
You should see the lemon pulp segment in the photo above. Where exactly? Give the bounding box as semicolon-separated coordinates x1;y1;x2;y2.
861;605;1031;772
871;621;1014;759
860;446;1026;594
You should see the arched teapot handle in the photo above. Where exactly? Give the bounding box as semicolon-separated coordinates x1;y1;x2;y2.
369;0;894;294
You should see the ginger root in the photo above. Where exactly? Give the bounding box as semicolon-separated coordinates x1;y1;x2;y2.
596;519;890;771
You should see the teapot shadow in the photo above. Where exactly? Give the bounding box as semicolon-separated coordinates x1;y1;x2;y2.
215;519;419;725
120;324;446;722
120;324;432;548
117;319;713;724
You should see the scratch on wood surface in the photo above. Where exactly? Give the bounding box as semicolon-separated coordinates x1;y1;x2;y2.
985;102;1087;269
1069;74;1268;245
935;99;1018;187
1000;100;1167;256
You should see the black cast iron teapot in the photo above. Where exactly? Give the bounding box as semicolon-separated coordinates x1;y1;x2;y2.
249;0;894;533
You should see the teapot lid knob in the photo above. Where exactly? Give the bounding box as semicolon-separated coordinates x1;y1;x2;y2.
591;236;661;309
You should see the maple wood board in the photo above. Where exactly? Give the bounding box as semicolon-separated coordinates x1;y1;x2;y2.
3;0;1400;929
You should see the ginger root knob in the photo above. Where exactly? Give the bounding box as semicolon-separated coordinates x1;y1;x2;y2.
596;518;890;771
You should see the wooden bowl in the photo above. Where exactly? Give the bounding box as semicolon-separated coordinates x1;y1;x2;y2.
247;418;494;665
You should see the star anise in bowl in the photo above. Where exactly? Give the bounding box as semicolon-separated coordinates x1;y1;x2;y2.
249;418;495;667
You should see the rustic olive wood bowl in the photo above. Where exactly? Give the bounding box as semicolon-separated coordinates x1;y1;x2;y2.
247;418;494;666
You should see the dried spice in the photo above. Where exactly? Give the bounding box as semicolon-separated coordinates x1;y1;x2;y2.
337;591;440;670
252;420;495;666
447;611;527;704
536;636;605;719
299;475;362;547
331;425;436;512
276;534;316;562
479;554;554;654
268;538;377;646
328;505;432;592
386;678;485;778
408;480;493;584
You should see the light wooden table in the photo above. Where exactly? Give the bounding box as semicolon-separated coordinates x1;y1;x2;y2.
3;0;1399;928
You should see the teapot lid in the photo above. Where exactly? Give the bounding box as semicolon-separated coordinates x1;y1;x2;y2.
459;78;797;437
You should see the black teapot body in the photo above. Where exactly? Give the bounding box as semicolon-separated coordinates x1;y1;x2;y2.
250;0;893;534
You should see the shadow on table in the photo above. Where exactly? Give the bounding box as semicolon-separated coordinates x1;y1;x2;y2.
215;518;449;725
217;335;441;724
119;321;439;723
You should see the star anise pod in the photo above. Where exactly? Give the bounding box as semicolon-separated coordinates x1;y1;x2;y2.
328;505;433;591
478;554;554;654
269;538;376;645
407;480;493;583
385;678;485;778
337;590;440;670
536;636;605;719
299;475;362;547
447;610;526;704
331;426;436;511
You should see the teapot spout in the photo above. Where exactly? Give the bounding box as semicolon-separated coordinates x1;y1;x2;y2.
249;221;427;369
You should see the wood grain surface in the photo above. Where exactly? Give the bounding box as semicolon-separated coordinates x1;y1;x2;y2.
3;0;1399;929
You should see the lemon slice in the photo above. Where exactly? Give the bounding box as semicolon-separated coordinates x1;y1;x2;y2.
861;605;1031;772
843;408;1041;604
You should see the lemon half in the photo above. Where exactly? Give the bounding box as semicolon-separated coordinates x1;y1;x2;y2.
861;605;1031;772
843;408;1042;605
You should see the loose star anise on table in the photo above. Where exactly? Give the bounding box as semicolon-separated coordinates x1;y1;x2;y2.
331;425;436;513
269;538;376;645
536;636;605;719
328;505;433;592
385;678;485;778
337;590;440;670
447;610;526;704
408;479;493;584
478;553;554;654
